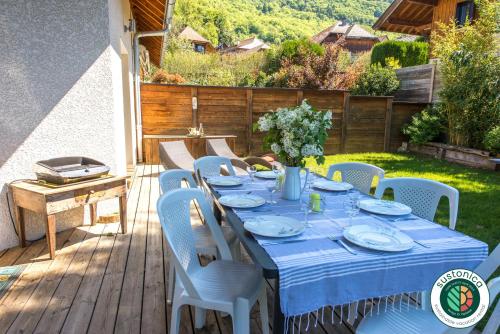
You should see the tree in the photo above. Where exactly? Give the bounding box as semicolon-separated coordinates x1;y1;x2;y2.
431;0;500;149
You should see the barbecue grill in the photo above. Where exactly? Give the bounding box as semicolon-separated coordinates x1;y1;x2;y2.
33;157;110;185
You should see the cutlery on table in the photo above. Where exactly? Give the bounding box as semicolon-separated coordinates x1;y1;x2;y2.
369;214;431;248
328;235;358;255
260;239;304;246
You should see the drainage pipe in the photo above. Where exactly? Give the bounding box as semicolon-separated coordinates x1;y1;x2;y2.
133;0;176;162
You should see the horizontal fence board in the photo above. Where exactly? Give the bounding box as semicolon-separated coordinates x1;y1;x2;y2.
140;84;422;163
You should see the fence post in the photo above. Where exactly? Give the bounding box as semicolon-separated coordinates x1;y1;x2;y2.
340;92;350;153
297;90;304;105
246;89;253;156
191;87;198;127
384;97;394;152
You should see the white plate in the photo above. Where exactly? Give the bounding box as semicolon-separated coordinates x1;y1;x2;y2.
218;194;266;209
244;215;305;238
343;224;414;252
206;176;243;187
313;180;353;191
359;199;412;216
255;171;277;179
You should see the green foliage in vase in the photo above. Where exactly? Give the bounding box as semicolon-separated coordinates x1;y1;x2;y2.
371;41;429;67
402;106;445;145
351;63;399;96
431;0;500;150
254;100;333;167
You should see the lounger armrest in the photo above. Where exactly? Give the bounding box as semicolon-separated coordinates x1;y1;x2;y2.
243;157;273;170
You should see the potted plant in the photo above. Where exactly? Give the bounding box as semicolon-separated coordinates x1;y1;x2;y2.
254;100;333;200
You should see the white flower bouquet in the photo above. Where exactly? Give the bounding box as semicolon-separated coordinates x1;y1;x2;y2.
254;100;333;167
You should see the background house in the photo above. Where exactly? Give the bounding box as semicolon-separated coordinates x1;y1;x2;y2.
220;37;271;54
178;26;216;53
0;0;170;251
373;0;476;37
312;22;382;54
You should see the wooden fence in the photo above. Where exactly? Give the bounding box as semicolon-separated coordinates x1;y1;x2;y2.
141;84;427;164
394;63;442;103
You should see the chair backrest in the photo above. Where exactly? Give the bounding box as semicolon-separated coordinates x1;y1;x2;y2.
159;169;197;194
158;140;195;171
206;139;239;159
374;177;459;229
194;156;236;183
444;244;500;334
326;162;385;194
157;188;232;299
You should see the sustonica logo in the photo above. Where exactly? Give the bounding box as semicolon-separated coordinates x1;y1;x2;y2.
431;269;489;328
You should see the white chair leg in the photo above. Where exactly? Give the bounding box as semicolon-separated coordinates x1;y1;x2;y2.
232;298;250;334
231;241;241;261
258;284;269;334
167;257;175;304
194;307;206;329
170;301;182;334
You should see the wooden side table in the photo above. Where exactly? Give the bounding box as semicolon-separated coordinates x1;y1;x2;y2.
9;176;128;259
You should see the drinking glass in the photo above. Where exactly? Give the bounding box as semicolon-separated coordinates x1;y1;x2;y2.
266;181;279;204
343;198;360;227
247;165;257;183
300;196;312;227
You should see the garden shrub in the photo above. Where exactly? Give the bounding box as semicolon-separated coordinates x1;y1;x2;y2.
431;0;500;149
351;64;399;96
371;41;429;67
402;106;444;145
151;69;186;84
483;126;500;154
265;38;325;74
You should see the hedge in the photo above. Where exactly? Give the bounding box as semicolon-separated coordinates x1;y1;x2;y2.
371;41;429;67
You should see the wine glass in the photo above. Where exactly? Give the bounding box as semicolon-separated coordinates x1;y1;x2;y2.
266;181;279;204
247;165;257;183
272;164;281;177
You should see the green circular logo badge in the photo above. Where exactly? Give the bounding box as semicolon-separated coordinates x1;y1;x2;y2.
431;269;489;328
440;278;480;318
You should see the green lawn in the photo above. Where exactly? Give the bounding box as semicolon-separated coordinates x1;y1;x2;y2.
305;152;500;250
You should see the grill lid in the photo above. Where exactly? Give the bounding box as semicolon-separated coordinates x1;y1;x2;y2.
33;157;110;184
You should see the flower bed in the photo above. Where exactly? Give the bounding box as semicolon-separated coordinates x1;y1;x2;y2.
407;142;499;171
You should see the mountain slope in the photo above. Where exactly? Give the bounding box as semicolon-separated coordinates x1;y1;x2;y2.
173;0;392;46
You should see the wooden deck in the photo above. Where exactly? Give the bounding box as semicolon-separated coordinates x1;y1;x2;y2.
0;165;357;334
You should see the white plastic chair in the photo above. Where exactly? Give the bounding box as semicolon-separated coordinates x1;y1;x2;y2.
374;177;459;230
157;188;269;334
159;169;240;303
193;156;237;184
326;162;385;194
356;244;500;334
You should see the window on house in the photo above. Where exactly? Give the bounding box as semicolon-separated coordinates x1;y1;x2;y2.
194;44;205;53
455;1;475;26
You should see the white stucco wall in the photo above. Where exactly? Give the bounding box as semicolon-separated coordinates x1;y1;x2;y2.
0;0;134;250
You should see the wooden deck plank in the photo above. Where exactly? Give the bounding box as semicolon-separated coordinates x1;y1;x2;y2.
0;229;74;332
60;170;139;333
86;165;145;334
6;226;91;334
114;164;153;333
59;222;121;333
32;223;106;333
141;164;167;333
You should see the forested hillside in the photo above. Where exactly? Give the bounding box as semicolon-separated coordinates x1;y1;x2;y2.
174;0;392;46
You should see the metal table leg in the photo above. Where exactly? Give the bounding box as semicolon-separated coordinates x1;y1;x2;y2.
273;278;285;333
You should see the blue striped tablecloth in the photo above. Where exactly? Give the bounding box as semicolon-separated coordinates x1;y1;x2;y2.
214;174;489;321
